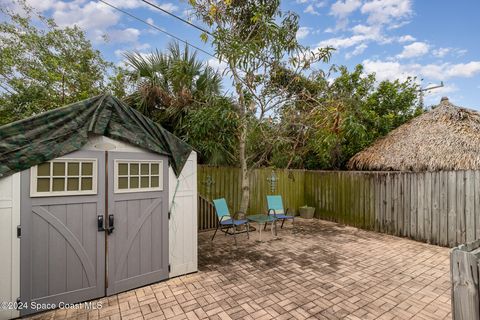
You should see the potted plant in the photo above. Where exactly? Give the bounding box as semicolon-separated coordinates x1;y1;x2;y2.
299;205;315;219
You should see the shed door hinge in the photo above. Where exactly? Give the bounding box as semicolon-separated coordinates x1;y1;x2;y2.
16;297;21;309
168;264;171;272
168;211;171;220
17;225;21;238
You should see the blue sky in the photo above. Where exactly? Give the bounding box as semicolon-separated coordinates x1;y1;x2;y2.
9;0;480;108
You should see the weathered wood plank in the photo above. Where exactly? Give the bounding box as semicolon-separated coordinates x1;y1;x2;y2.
374;173;381;231
475;171;480;240
417;172;425;242
410;173;418;239
425;172;432;244
392;174;398;235
380;173;387;233
440;171;449;246
465;170;475;243
448;171;457;247
385;173;392;234
457;171;466;245
369;174;375;230
432;172;440;245
404;173;411;238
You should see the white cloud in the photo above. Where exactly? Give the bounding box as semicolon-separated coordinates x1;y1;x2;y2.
447;62;480;78
317;25;388;50
397;41;429;59
397;35;416;43
351;24;375;35
25;0;59;11
322;0;412;52
114;42;151;59
53;1;120;33
361;0;413;25
304;4;320;15
146;18;155;25
328;0;362;31
297;27;311;40
363;60;410;81
106;28;140;44
22;0;178;44
318;34;368;49
363;59;480;82
330;0;362;18
151;3;178;13
432;47;467;58
207;58;229;74
345;43;368;59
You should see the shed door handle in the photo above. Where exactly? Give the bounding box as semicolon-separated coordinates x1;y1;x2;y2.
97;215;105;232
107;214;115;234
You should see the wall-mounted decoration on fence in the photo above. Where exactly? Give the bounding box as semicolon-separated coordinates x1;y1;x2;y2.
202;174;215;196
267;169;278;193
288;171;295;181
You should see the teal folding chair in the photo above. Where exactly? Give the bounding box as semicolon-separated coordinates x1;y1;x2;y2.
212;198;249;245
266;195;294;229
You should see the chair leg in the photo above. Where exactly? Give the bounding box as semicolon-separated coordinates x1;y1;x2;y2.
246;223;250;239
281;219;285;229
264;222;267;231
212;223;220;241
233;224;237;246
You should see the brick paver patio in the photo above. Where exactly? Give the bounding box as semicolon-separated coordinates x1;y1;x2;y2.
27;218;451;320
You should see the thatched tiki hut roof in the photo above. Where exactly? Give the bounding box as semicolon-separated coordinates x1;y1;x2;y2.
348;97;480;171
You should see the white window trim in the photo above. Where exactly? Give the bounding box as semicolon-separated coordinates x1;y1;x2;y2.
114;159;163;194
30;158;98;197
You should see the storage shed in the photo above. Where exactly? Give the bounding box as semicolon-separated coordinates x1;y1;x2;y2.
0;94;197;319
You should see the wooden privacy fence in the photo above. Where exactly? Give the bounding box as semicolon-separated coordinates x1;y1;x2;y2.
305;170;480;248
198;194;217;231
198;166;305;231
198;165;480;247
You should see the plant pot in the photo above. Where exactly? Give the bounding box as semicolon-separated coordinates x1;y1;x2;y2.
299;206;315;219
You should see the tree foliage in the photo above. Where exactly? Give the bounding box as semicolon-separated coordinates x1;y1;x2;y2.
0;1;113;125
269;64;422;169
123;42;222;135
182;97;239;166
123;42;238;165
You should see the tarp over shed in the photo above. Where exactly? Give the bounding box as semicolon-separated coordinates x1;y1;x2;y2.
0;94;192;177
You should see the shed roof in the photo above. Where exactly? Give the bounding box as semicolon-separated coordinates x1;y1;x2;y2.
0;94;192;177
348;97;480;171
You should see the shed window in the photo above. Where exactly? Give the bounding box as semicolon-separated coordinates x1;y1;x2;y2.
114;160;162;193
31;159;97;197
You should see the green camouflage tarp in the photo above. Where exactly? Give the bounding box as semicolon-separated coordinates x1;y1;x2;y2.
0;94;192;178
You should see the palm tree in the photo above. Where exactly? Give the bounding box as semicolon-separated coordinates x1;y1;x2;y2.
123;42;222;134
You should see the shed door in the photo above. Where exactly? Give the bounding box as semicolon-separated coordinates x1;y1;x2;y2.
20;150;105;316
106;152;168;295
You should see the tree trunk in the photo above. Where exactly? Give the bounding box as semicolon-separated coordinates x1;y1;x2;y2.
230;60;250;214
239;119;249;214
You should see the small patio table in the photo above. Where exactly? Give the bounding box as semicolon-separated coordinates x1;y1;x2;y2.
247;214;277;242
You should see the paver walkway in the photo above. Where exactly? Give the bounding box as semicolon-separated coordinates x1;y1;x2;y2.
28;218;451;320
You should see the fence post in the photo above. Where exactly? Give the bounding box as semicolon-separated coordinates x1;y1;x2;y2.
451;240;480;320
